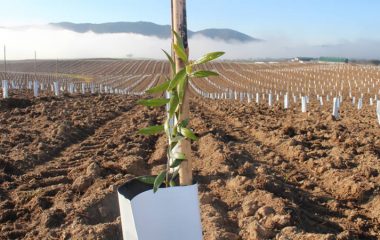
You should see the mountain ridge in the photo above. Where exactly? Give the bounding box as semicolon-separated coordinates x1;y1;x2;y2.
49;21;260;43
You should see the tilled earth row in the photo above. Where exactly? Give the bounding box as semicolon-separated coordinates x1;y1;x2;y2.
0;94;379;239
192;99;379;239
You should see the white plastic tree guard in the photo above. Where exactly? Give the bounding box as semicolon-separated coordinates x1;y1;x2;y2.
118;179;202;240
337;96;341;109
10;81;16;90
284;94;289;109
256;93;259;104
2;80;8;98
53;82;59;96
33;80;39;97
358;98;363;110
268;93;272;107
332;97;340;120
301;96;307;113
82;83;86;94
68;83;75;94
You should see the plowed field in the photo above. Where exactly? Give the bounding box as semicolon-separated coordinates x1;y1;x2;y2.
1;60;380;240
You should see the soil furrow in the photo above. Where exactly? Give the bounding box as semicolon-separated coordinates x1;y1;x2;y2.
193;99;379;239
1;98;165;239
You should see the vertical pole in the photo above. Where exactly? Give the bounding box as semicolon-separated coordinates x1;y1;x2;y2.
172;0;192;185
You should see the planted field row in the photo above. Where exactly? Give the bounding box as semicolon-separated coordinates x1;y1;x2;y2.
1;60;380;123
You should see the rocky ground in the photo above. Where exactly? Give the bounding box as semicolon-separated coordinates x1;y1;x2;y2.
0;93;379;239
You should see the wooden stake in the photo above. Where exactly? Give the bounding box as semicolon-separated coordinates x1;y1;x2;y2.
171;0;192;185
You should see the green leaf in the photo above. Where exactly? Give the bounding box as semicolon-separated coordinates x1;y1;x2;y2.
172;31;187;63
137;98;170;107
169;93;179;119
164;119;171;137
172;123;178;136
169;180;176;187
137;176;156;185
162;49;176;73
171;135;184;143
178;119;189;128
194;52;225;65
170;141;178;151
146;80;170;94
173;43;188;63
177;73;187;104
170;151;186;160
186;64;193;75
192;70;219;78
180;127;198;141
173;31;185;50
170;158;185;168
171;168;180;181
153;171;166;193
168;69;186;91
138;125;164;135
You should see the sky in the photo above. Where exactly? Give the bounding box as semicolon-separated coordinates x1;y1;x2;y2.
0;0;379;59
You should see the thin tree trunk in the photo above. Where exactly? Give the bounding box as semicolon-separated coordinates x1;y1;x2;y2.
171;0;192;185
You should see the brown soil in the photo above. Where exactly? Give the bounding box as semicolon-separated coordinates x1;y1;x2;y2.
1;93;379;240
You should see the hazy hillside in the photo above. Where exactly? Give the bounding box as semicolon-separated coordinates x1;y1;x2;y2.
50;21;260;42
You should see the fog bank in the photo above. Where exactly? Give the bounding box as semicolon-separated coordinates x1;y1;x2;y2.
0;26;379;60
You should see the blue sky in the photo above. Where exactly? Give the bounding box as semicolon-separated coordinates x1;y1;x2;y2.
1;0;379;43
1;0;379;60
